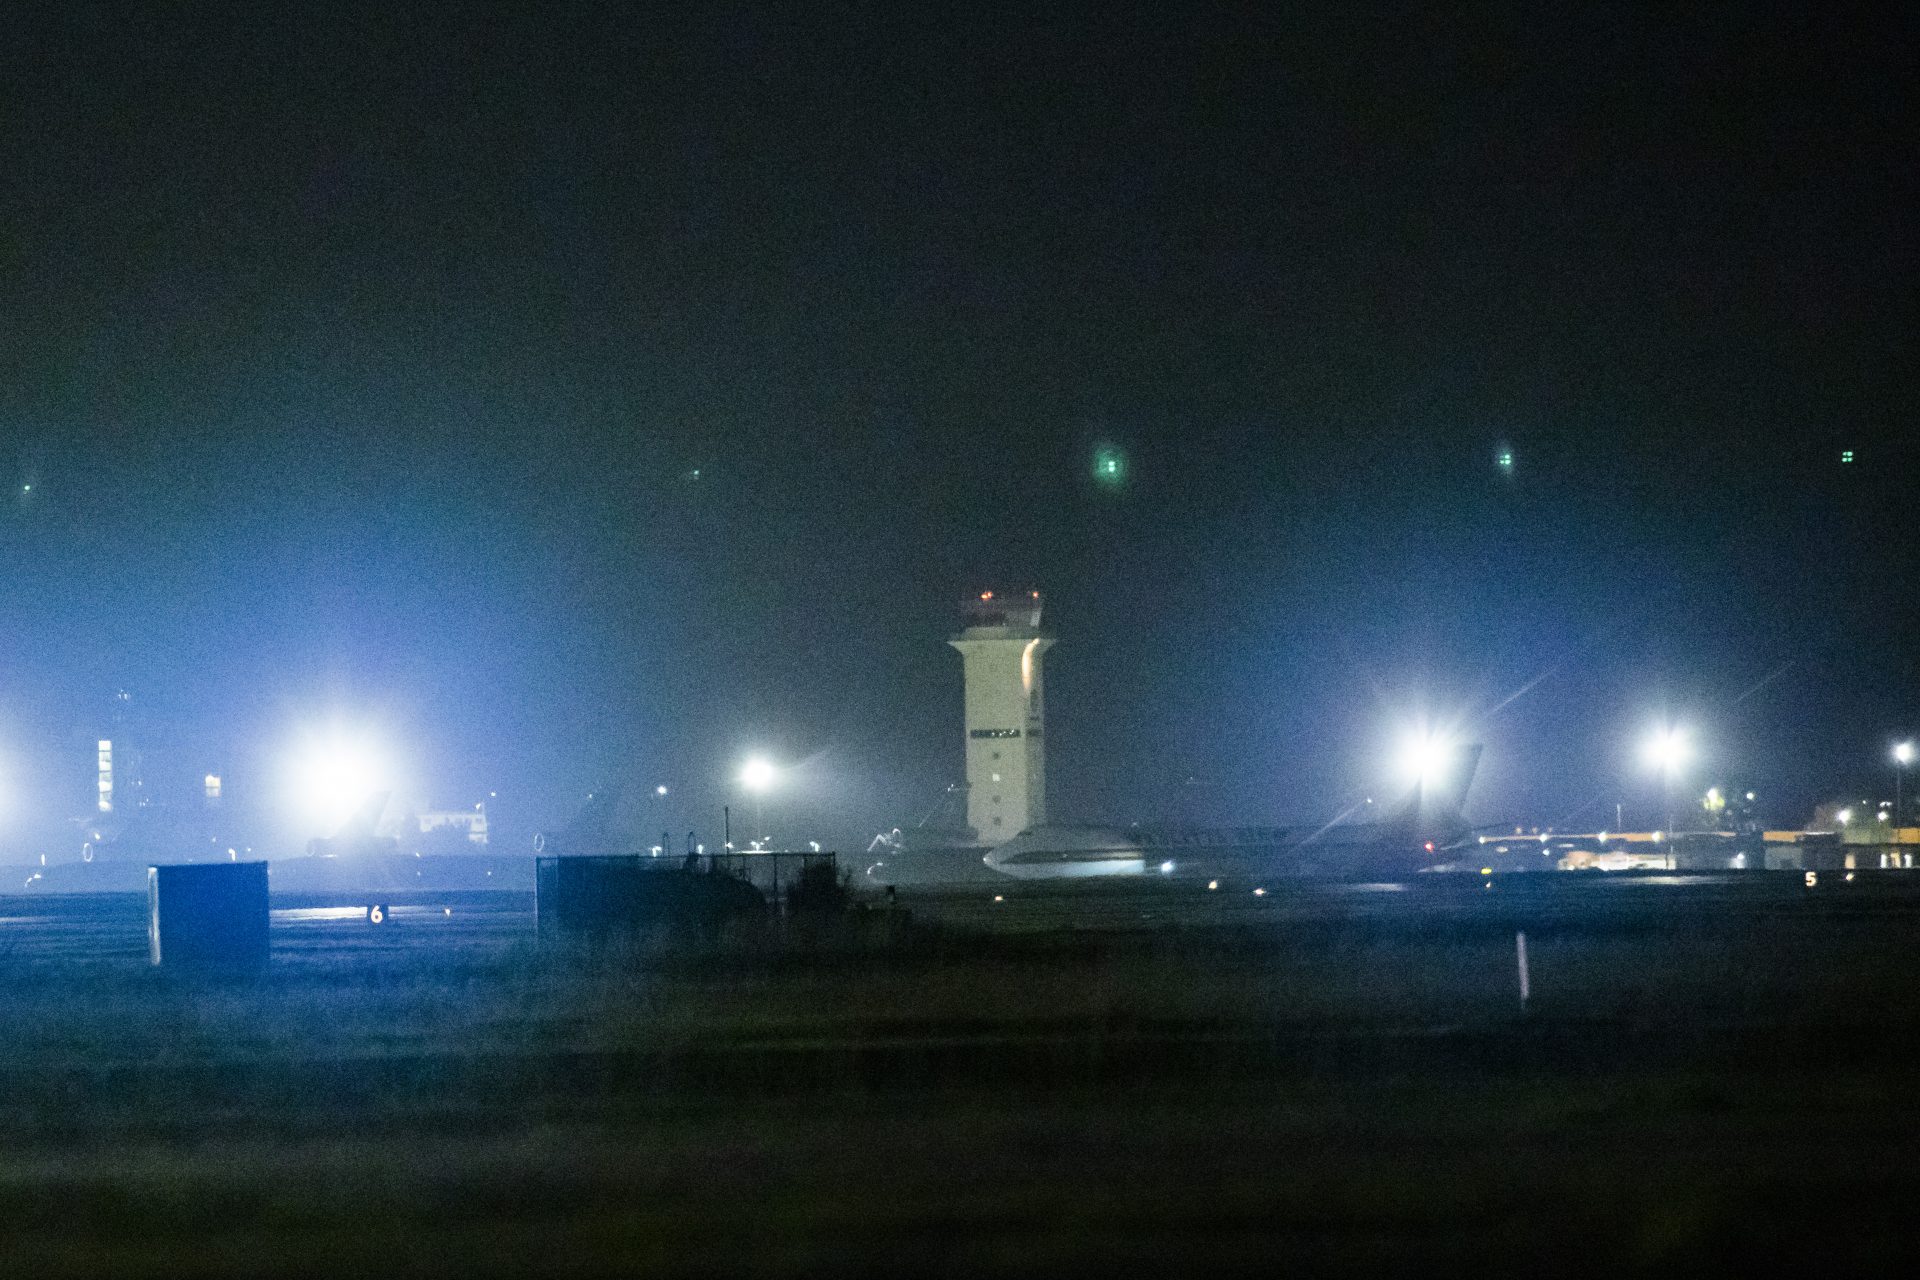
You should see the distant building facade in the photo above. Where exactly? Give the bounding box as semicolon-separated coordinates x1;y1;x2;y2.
418;805;490;847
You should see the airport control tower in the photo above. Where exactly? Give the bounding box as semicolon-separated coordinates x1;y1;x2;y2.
949;592;1054;842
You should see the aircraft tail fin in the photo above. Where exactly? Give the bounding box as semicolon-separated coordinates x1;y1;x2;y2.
332;790;392;840
1427;743;1481;816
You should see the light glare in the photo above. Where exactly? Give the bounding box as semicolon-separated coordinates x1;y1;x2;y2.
1640;727;1690;775
1397;731;1457;786
287;727;391;832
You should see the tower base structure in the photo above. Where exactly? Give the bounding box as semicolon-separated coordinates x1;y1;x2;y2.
949;592;1054;843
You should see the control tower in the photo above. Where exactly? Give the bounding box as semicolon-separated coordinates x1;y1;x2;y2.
949;592;1054;842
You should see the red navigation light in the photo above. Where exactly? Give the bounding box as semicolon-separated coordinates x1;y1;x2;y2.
1424;841;1435;852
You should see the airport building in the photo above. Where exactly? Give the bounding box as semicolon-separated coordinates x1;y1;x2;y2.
96;689;144;815
949;593;1054;840
418;804;490;847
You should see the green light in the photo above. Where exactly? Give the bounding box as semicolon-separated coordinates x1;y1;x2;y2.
1496;451;1513;470
1092;445;1127;487
1841;450;1854;463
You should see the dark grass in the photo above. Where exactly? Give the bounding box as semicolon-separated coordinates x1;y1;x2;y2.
4;880;1920;1275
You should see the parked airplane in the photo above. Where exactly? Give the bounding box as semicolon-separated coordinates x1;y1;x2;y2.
983;744;1483;882
306;791;399;859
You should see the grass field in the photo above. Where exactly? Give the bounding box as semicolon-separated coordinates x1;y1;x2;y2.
3;878;1919;1275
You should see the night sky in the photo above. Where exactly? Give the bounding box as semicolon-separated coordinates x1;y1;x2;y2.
1;3;1914;856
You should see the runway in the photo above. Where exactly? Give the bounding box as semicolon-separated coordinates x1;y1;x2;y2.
895;868;1920;933
5;869;1919;964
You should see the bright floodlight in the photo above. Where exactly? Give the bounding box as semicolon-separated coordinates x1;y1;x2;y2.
289;729;390;830
1640;727;1690;775
1895;741;1915;766
739;757;777;793
655;784;670;797
1396;732;1456;786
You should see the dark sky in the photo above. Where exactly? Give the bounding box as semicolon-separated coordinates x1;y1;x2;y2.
1;2;1914;854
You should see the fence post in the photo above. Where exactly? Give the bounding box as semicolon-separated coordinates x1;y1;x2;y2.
1515;930;1531;1012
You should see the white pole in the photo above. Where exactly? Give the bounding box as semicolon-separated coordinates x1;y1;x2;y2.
1515;930;1531;1011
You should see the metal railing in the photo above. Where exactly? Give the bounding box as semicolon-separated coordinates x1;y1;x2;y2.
706;849;837;900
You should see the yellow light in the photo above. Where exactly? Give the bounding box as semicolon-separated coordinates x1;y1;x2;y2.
1207;879;1218;890
993;894;1004;902
1480;867;1492;875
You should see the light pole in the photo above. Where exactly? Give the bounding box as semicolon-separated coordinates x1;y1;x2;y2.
739;756;778;849
1641;726;1691;868
1894;741;1913;830
651;784;669;855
